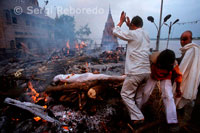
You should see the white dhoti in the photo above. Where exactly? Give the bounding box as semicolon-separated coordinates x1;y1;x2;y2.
141;78;178;124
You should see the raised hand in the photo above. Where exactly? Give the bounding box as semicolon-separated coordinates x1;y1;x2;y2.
117;11;126;27
120;11;126;23
126;16;131;28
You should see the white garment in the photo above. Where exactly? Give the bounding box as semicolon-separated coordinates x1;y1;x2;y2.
113;26;150;75
141;78;178;124
53;73;126;83
121;74;149;120
174;43;200;108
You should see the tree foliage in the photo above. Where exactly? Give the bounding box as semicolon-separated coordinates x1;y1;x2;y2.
55;15;93;47
55;15;76;43
76;24;93;44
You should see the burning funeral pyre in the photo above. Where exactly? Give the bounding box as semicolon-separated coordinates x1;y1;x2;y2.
0;46;195;133
0;48;134;132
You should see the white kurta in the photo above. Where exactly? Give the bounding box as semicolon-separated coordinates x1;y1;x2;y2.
174;43;200;109
113;26;150;120
113;26;150;75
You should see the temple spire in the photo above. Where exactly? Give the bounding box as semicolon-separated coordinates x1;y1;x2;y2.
55;6;58;19
101;5;119;51
109;4;111;14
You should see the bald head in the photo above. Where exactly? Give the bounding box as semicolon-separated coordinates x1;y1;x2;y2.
180;31;192;47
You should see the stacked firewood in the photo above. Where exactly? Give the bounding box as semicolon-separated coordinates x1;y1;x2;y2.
45;73;126;110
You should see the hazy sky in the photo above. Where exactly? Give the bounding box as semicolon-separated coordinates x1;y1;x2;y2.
38;0;200;43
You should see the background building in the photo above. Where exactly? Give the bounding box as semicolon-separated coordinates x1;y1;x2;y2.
0;0;55;57
101;7;119;51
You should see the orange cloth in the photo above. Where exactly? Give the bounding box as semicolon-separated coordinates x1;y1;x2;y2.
151;63;182;83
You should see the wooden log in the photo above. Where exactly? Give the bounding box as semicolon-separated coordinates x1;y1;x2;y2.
87;85;106;99
45;74;125;109
4;97;65;126
46;79;124;107
78;93;82;110
59;92;78;102
45;81;99;94
46;77;124;95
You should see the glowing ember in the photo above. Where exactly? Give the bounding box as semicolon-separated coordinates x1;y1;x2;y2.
62;126;69;131
43;105;47;109
34;116;41;122
42;119;47;123
27;82;48;103
43;93;48;102
12;118;19;121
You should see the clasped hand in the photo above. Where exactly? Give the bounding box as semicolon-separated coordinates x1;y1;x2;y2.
119;11;131;28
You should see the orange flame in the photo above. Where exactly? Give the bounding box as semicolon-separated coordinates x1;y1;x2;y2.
75;43;79;51
34;116;41;122
42;119;47;122
66;40;70;49
43;105;47;109
27;82;48;103
62;126;69;131
27;81;40;103
43;93;48;102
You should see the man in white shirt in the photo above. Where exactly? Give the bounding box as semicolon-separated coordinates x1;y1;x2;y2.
113;11;150;124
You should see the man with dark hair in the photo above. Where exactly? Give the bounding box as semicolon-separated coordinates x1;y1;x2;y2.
131;16;143;27
113;11;150;125
140;49;182;125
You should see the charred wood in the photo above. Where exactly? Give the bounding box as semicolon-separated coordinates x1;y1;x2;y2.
4;98;65;126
